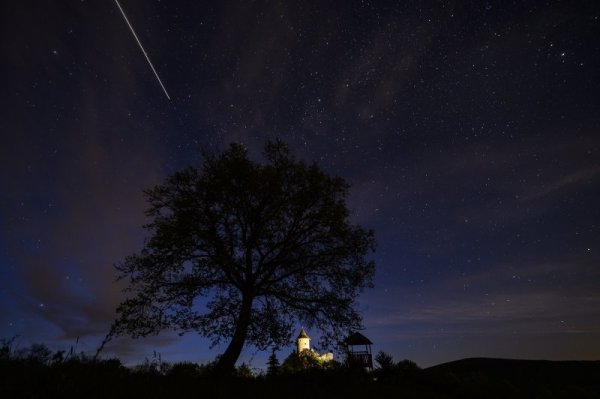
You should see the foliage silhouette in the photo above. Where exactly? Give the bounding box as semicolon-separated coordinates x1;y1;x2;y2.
1;340;600;399
281;349;341;373
281;350;321;372
18;343;53;365
266;349;280;376
374;350;394;371
0;335;19;360
110;140;376;372
373;350;421;385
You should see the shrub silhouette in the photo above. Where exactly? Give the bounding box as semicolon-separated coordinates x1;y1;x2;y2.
375;350;394;371
2;338;599;398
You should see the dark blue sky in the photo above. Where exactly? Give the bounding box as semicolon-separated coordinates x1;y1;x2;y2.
1;0;599;368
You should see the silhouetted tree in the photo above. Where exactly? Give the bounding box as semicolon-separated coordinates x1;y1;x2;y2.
111;140;375;372
236;362;254;378
267;350;280;376
375;350;395;371
396;359;419;371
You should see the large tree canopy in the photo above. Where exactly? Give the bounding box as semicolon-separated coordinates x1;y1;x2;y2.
111;141;375;371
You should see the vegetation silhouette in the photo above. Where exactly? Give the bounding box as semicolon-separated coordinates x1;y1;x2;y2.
280;349;341;373
266;349;280;376
3;338;599;398
108;140;375;373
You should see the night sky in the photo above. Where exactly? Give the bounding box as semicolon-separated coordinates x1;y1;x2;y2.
1;1;599;369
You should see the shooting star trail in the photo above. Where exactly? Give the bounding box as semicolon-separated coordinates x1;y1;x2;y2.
114;0;171;100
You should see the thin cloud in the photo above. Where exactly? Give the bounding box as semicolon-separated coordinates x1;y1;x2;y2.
520;166;600;201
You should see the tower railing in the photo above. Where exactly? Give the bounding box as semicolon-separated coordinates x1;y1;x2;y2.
347;352;373;369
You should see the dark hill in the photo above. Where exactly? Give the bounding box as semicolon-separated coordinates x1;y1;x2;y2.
427;357;600;397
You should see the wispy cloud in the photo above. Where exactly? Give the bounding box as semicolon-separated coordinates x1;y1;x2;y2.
365;256;600;338
520;166;600;201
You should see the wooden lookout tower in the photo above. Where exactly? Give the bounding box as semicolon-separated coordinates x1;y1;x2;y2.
344;332;373;372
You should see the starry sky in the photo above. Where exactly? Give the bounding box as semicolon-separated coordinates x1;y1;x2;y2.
1;1;599;369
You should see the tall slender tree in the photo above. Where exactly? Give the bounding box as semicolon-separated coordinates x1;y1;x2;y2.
266;349;280;376
111;140;375;372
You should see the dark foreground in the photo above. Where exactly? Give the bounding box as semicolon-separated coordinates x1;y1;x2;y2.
1;356;599;398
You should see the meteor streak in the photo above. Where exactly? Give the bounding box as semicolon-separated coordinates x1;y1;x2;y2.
114;0;171;100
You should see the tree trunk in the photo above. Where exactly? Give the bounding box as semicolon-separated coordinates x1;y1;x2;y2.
215;295;253;373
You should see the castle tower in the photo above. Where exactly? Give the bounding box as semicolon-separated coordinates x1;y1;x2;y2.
296;328;310;353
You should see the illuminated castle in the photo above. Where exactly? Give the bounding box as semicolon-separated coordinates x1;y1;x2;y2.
296;328;333;362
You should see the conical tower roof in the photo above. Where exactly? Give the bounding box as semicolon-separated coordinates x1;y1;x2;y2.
297;328;310;339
